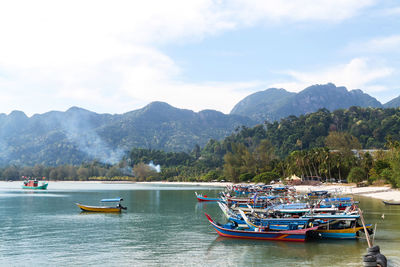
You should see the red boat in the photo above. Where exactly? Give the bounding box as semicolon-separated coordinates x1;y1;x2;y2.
195;192;221;202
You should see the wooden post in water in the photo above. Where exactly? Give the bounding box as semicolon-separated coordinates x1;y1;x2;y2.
358;208;372;248
372;224;377;244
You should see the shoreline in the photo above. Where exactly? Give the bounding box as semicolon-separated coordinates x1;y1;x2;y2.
135;181;400;201
132;181;400;201
3;180;400;201
293;184;400;202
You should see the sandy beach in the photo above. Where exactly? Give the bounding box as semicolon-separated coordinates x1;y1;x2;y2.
293;184;400;202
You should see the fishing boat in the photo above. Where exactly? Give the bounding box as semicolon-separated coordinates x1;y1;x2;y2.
76;198;127;212
382;200;400;205
195;192;222;202
238;209;315;231
22;179;48;190
315;219;373;239
272;203;338;214
238;206;371;239
205;213;318;242
319;197;357;211
307;190;330;199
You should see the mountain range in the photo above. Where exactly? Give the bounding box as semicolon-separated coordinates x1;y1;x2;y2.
383;95;400;108
0;102;253;166
230;83;393;123
1;83;399;166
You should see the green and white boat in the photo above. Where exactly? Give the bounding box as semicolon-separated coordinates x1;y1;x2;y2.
22;179;48;190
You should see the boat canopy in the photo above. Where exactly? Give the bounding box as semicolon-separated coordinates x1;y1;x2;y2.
101;198;123;202
258;196;277;200
323;197;352;202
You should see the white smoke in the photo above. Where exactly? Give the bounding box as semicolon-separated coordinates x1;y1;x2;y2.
60;108;124;164
148;161;161;173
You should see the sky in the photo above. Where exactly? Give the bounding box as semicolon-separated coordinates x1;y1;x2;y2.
0;0;400;116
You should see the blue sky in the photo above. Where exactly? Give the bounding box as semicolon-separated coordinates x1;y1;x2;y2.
0;0;399;116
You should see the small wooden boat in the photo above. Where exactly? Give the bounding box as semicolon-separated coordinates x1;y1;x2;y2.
316;219;373;239
307;190;330;199
382;200;400;205
76;198;127;213
317;225;372;239
195;192;221;202
22;179;48;190
205;213;318;242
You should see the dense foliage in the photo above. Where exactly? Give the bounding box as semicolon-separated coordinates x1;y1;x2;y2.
1;107;400;187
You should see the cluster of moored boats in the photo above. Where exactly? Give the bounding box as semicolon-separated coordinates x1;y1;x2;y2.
196;184;373;242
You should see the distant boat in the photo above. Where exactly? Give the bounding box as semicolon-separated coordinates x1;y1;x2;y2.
76;198;127;212
382;200;400;205
22;179;48;190
195;192;221;202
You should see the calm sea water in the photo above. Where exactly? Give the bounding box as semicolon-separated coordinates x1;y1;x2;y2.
0;182;399;267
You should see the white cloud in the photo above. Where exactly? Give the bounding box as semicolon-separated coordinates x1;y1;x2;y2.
270;58;394;94
347;35;400;54
0;0;376;115
230;0;375;24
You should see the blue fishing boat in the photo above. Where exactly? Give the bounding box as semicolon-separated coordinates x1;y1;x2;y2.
195;192;222;202
319;197;357;210
272;203;338;214
205;213;318;242
307;190;330;198
238;210;314;231
315;220;373;239
302;212;373;239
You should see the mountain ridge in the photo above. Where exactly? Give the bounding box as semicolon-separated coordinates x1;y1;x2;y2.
231;83;385;123
0;101;254;166
1;83;400;166
384;95;400;108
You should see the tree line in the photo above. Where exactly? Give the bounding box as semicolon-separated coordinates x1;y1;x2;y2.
1;107;400;187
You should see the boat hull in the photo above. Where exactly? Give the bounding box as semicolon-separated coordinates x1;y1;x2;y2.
195;192;221;202
205;213;316;242
76;203;121;213
22;183;48;190
317;225;372;239
383;200;400;205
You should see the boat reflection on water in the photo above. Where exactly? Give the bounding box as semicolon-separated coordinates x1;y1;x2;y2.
206;235;366;265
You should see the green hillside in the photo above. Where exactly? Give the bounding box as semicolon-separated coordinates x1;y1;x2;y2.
0;102;254;166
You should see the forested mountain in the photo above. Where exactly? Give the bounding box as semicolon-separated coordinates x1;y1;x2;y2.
127;106;400;185
0;102;253;166
3;106;400;188
230;88;295;122
2;83;400;168
384;95;400;108
231;83;383;123
223;107;400;157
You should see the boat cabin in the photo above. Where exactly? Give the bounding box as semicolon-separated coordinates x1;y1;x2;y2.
24;180;39;187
